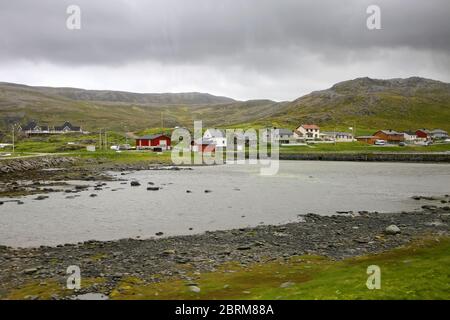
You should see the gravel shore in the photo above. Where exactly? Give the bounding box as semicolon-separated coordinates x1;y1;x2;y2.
0;202;448;299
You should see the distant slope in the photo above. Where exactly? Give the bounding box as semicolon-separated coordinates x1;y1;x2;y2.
0;82;236;105
0;77;449;133
259;77;450;132
0;82;282;131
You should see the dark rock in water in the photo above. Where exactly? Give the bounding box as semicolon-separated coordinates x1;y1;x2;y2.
155;232;164;236
186;190;192;193
204;190;212;193
336;211;353;215
236;245;252;250
147;187;160;191
75;185;88;190
130;181;141;187
148;182;155;185
0;201;3;205
189;227;193;230
412;195;421;200
34;195;49;201
422;205;437;210
89;194;98;197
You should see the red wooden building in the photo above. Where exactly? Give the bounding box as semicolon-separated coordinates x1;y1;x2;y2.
373;130;405;144
136;134;171;151
416;129;430;140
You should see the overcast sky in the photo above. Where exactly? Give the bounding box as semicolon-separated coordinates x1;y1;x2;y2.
1;0;449;101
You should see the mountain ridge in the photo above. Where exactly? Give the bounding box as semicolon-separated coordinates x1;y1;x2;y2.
0;77;449;132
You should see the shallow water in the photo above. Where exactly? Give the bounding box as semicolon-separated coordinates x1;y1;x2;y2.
0;161;449;247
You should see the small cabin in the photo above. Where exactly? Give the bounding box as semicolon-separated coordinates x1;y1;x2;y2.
136;134;171;151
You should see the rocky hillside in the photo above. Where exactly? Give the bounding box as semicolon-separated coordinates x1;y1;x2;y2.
262;77;450;131
0;77;449;132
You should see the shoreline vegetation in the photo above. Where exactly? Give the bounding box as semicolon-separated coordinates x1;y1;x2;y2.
0;205;449;300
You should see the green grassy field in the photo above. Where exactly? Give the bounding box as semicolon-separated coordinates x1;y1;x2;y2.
109;237;450;300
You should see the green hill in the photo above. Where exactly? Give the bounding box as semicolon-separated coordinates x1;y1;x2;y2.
0;77;449;133
258;77;450;132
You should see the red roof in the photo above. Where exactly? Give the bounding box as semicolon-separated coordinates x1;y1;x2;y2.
301;124;320;130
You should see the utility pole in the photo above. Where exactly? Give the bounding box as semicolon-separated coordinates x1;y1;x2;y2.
104;130;107;150
334;127;337;146
99;129;103;150
12;124;15;154
161;111;164;130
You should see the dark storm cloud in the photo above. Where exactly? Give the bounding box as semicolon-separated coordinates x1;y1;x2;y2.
1;0;449;65
0;0;449;100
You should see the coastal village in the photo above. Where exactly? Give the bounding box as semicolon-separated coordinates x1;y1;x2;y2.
3;120;449;153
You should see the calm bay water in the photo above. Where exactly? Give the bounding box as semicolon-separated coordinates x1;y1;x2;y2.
1;161;449;247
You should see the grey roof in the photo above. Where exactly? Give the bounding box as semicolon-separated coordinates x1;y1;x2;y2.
22;121;49;131
430;129;448;134
277;128;293;136
54;121;81;131
378;130;401;135
21;121;38;130
136;134;170;140
322;131;352;135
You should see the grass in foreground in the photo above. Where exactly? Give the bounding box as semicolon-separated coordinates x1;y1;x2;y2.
110;237;450;300
3;237;449;300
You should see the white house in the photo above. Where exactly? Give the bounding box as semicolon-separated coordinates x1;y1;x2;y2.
260;128;295;144
430;129;449;140
21;121;51;134
321;131;354;142
294;124;320;140
402;131;417;142
203;128;227;148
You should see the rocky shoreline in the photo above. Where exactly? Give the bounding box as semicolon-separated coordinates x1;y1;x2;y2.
279;152;450;162
0;157;189;197
0;199;448;299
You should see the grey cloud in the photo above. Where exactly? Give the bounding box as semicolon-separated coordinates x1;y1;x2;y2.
1;0;449;66
0;0;449;100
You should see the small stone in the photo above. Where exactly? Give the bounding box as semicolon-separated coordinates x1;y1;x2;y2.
204;190;212;193
385;225;401;235
34;195;49;201
147;187;160;191
188;286;201;293
89;194;97;197
162;249;176;255
130;181;141;187
155;232;164;236
280;281;295;288
24;268;38;274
